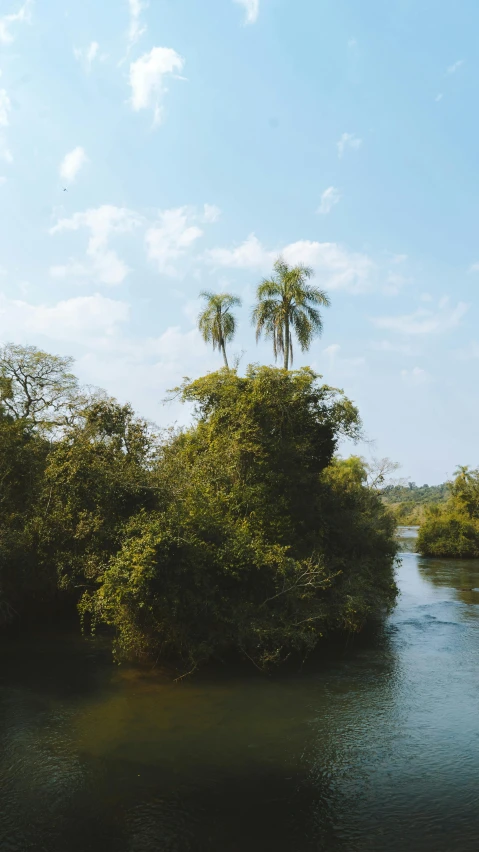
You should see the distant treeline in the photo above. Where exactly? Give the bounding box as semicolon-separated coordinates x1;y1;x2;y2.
381;482;450;524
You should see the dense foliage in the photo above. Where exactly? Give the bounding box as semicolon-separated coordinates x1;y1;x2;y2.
417;467;479;558
0;346;398;673
381;481;450;525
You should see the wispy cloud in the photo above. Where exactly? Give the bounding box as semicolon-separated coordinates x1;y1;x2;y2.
372;299;468;335
50;205;143;286
128;0;148;48
60;147;88;185
468;262;479;273
435;92;443;102
0;89;11;128
337;132;362;159
317;186;341;215
446;59;464;75
233;0;259;25
0;0;32;45
74;42;105;71
146;207;209;275
401;367;431;386
202;204;221;223
129;46;185;125
206;234;374;293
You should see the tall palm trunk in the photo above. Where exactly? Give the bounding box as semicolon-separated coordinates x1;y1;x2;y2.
283;313;290;370
221;339;229;369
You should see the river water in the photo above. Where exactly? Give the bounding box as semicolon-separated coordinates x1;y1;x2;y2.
1;528;479;851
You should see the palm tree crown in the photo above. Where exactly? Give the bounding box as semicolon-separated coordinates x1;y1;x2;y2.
198;291;242;369
252;257;330;370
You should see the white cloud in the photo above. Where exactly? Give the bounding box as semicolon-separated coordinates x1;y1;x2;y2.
203;203;221;223
0;290;227;425
128;0;148;48
0;176;6;185
337;132;362;159
348;37;357;48
446;59;464;75
205;234;374;293
401;367;431;386
435;93;443;102
49;261;89;280
205;234;268;269
59;147;88;185
0;89;11;127
50;205;142;286
129;46;184;125
0;292;129;344
324;343;341;359
468;262;479;273
369;340;416;355
74;42;103;71
146;207;203;275
233;0;259;24
391;253;407;264
0;0;32;45
372;300;468;335
317;186;341;215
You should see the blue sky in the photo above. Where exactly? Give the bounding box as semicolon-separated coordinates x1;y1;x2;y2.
0;0;478;484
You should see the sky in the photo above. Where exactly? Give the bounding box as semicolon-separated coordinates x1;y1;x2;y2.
0;0;478;484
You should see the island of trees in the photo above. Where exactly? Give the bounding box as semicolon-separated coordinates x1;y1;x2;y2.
0;259;399;675
417;467;479;558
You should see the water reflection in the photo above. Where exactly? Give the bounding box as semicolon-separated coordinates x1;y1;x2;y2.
1;548;479;851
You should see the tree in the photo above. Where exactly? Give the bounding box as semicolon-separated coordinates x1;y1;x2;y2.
417;466;479;557
37;399;159;593
0;344;81;431
252;257;330;370
198;292;241;368
80;367;397;672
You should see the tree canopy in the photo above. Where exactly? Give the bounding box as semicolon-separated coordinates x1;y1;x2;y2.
0;344;81;430
252;257;330;370
417;467;479;557
198;291;241;368
0;345;398;676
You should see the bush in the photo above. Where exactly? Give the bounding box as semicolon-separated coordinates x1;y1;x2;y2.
79;368;398;671
417;467;479;558
417;509;479;558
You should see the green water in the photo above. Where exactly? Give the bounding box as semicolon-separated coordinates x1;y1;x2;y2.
1;528;479;851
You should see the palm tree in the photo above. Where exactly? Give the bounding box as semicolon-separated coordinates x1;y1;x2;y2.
252;257;330;370
198;291;241;369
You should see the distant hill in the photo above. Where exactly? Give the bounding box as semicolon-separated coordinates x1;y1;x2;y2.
381;482;450;524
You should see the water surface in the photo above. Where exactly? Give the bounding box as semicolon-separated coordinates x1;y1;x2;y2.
1;532;479;851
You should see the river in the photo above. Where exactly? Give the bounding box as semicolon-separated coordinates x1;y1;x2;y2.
1;527;479;851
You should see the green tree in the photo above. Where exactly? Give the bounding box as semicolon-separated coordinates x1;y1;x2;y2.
0;343;82;431
81;367;397;672
198;291;241;368
252;257;330;370
37;399;159;593
417;466;479;557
